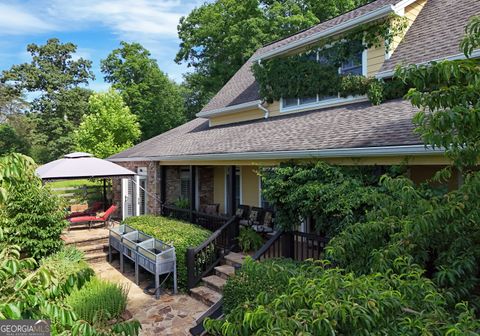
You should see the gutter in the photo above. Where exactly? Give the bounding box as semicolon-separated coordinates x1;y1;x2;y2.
108;145;443;163
376;49;480;79
251;4;396;62
257;101;269;119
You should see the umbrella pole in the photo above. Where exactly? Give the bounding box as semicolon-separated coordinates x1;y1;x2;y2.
103;178;107;211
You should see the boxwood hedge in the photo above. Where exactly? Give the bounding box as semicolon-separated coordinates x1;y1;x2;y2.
123;215;211;291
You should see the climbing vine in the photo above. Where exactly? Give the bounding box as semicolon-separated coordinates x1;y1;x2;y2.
252;14;408;104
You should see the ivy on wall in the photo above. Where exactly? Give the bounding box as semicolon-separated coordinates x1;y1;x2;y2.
252;14;409;105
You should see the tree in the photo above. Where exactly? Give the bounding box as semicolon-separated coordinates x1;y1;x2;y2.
1;38;94;163
0;124;29;155
176;0;374;115
0;84;26;123
73;89;141;158
101;42;185;140
396;16;480;168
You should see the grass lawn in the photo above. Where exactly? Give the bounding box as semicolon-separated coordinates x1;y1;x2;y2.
47;179;101;189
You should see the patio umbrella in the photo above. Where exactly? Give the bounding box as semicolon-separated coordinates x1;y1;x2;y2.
36;152;136;209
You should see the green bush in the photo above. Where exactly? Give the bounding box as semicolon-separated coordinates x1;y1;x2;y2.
0;175;68;260
237;227;263;253
206;258;480;335
41;246;94;289
66;277;129;325
123;215;211;290
222;257;302;314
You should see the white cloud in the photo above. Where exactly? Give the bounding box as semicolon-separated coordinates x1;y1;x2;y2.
0;3;56;35
46;0;191;38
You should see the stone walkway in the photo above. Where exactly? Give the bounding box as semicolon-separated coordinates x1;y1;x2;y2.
91;259;208;336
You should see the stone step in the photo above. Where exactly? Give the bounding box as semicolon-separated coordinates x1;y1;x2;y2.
223;252;247;268
215;265;235;280
85;251;109;263
190;286;222;307
78;243;109;253
202;275;227;293
65;236;109;248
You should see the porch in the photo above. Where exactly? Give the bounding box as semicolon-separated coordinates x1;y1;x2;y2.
114;163;268;221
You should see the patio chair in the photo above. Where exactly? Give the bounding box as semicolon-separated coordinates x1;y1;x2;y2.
66;201;104;219
240;206;264;227
235;205;250;220
252;209;274;234
68;204;118;229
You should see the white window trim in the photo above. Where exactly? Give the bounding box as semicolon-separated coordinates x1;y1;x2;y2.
224;167;242;210
280;48;368;114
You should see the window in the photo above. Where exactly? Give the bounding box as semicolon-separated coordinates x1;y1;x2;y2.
180;167;190;200
281;44;365;111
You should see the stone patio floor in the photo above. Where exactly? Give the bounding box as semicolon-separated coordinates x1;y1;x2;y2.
91;259;208;336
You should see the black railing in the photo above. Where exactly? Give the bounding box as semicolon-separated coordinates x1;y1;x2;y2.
190;230;328;335
253;231;328;261
162;204;230;232
186;216;239;290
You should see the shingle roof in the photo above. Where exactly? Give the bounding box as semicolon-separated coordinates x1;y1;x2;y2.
110;99;421;160
201;0;402;112
201;0;479;113
380;0;480;72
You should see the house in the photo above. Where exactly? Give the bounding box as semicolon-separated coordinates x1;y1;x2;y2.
109;0;480;222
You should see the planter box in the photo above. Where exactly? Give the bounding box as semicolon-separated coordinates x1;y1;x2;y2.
122;231;153;262
137;239;177;298
109;224;136;252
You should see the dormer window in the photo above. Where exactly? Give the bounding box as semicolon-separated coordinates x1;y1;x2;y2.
281;45;366;112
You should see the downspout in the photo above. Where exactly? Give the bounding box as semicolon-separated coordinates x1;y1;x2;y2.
258;100;269;119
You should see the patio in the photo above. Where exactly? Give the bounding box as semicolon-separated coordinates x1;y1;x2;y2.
63;227;208;335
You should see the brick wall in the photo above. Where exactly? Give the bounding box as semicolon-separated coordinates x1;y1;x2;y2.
165;166;181;204
112;161;160;217
112;163;215;216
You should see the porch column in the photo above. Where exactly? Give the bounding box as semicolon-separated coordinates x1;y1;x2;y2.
227;165;237;216
159;165;166;214
189;165;196;222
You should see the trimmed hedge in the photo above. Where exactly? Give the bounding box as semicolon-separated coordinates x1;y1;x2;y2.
123;215;211;291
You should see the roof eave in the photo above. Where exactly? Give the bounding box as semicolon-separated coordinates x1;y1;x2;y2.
108;145;442;163
377;49;480;78
197;100;262;118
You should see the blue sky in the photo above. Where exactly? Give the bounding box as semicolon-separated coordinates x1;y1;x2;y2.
0;0;205;91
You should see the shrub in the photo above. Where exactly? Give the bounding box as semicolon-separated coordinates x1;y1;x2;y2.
66;277;129;325
222;257;303;314
41;246;94;289
123;215;211;290
206;258;480;335
237;227;263;253
0;174;68;260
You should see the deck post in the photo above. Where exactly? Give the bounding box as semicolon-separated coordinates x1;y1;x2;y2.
190;165;196;223
227;165;237;216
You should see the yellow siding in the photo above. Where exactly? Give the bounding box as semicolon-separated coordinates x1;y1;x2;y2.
213;166;225;213
367;43;386;77
410;165;459;190
390;0;427;55
209;108;265;127
268;101;281;117
241;166;260;207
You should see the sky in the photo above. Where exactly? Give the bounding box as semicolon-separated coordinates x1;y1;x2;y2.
0;0;204;92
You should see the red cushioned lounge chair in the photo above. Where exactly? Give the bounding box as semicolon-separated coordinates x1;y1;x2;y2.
68;205;118;229
66;201;104;219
